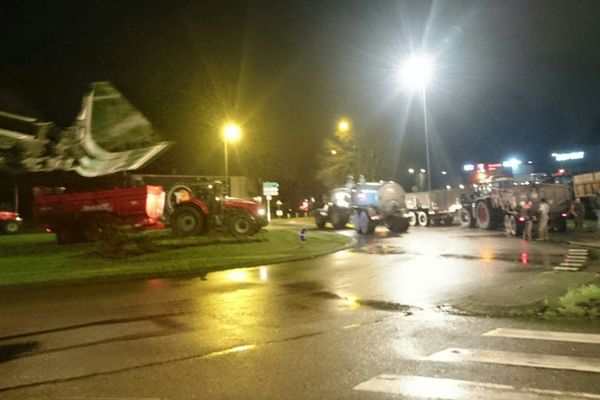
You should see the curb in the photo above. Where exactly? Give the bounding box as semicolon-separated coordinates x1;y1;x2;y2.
569;241;600;249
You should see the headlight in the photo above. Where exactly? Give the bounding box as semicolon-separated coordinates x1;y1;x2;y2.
258;208;266;216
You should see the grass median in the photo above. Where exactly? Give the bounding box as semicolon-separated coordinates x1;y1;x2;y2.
0;228;352;287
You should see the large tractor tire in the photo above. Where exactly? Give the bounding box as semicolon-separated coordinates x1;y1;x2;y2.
550;216;567;233
229;213;254;237
329;206;349;230
459;208;474;228
475;201;492;230
55;227;82;244
315;213;327;229
417;211;428;227
407;211;417;226
388;215;409;233
355;210;376;234
171;206;205;237
2;220;20;234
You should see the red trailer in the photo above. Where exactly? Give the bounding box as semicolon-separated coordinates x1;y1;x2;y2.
0;211;22;234
34;185;165;244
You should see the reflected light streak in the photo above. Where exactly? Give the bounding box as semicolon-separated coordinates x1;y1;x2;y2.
227;270;249;282
204;344;257;359
259;266;268;281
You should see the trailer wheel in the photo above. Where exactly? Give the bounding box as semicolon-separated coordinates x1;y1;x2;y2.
504;215;517;236
417;211;428;227
55;227;81;244
2;221;20;234
389;216;409;233
475;201;492;230
171;206;204;236
329;206;348;230
459;208;474;228
407;212;417;226
229;213;254;237
315;213;326;229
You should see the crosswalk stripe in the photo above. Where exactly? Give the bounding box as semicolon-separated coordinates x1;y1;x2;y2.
427;348;600;373
554;266;581;271
353;375;600;399
560;262;583;266
483;328;600;344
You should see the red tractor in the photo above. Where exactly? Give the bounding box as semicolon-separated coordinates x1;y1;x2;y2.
0;211;22;234
168;182;267;237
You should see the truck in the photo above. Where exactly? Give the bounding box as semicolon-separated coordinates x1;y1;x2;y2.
573;171;600;199
459;177;571;236
34;185;166;244
0;211;22;234
168;181;267;237
314;178;410;235
404;188;463;226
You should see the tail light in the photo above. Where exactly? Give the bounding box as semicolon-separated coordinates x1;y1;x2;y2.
561;213;568;217
146;186;165;219
518;216;525;222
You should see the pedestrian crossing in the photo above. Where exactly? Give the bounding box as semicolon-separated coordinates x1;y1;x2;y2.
554;248;590;271
354;326;600;399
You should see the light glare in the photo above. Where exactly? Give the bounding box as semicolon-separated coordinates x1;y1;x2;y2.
400;54;434;91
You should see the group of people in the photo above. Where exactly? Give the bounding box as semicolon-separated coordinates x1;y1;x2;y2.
521;193;600;241
521;198;550;241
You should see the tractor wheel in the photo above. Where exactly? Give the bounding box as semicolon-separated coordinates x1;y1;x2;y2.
329;206;348;230
417;211;428;227
55;227;81;244
504;215;517;236
389;216;409;233
475;201;492;230
229;213;254;237
407;212;417;226
2;221;20;234
171;206;204;236
459;208;474;228
315;213;326;229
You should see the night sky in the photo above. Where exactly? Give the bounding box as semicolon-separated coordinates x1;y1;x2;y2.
1;0;600;194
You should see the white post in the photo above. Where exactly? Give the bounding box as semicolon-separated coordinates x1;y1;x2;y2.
266;196;272;223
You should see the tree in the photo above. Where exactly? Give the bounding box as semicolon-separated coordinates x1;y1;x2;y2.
316;122;381;188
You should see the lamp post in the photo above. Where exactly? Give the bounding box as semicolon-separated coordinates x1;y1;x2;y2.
223;123;241;195
401;53;434;191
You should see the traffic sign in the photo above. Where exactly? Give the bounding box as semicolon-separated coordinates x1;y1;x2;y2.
263;181;279;196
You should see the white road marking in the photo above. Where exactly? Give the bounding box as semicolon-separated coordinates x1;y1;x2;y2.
554;266;581;271
560;262;583;267
353;374;600;399
427;348;600;373
483;328;600;344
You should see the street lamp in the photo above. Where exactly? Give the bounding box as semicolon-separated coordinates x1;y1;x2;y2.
408;168;415;174
401;53;434;191
338;119;350;133
223;122;241;195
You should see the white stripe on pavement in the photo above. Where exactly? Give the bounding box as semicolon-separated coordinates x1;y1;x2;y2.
554;266;581;271
483;328;600;344
427;348;600;373
353;375;600;399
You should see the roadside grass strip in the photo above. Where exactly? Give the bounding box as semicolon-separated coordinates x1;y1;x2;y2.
353;375;600;399
0;230;352;286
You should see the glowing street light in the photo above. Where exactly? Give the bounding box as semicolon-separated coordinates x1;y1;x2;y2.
330;149;337;155
223;122;241;195
400;53;435;191
338;119;350;133
408;168;415;174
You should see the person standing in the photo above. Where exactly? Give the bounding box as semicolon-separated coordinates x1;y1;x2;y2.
522;200;534;240
538;198;550;241
570;198;585;231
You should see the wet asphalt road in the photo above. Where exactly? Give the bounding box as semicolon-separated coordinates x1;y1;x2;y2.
1;225;600;399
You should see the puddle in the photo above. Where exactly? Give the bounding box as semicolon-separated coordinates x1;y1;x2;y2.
312;291;417;314
352;244;405;255
440;252;562;267
0;342;39;363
